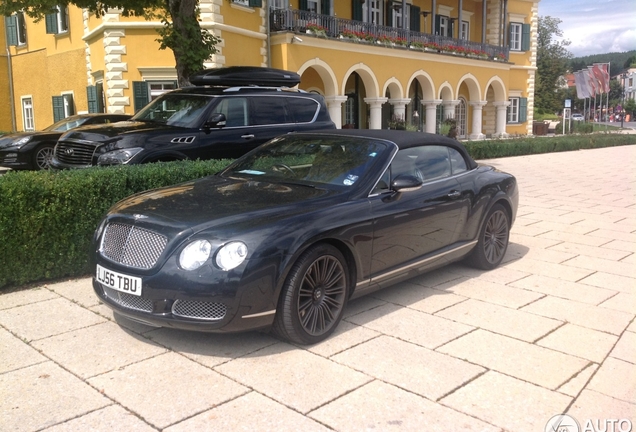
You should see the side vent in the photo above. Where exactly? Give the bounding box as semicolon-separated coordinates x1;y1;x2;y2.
171;136;196;144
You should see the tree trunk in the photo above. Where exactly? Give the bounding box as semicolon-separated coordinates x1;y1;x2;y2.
167;0;203;87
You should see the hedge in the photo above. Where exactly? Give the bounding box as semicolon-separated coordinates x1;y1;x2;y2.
0;159;231;289
1;133;636;290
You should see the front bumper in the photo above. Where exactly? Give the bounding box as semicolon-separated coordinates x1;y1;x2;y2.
0;148;33;169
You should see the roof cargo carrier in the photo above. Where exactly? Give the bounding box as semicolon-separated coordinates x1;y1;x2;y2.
189;66;301;87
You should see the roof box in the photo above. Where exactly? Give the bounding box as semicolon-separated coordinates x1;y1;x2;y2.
189;66;301;87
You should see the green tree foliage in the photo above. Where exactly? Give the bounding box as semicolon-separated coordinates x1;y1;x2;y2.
536;16;573;114
624;99;636;118
0;0;219;86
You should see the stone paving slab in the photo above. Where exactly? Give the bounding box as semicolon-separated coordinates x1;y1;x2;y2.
1;145;635;431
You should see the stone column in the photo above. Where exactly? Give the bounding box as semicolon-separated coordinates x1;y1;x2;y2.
494;101;511;138
443;99;461;119
469;101;487;140
388;98;412;122
364;97;388;130
422;99;442;134
324;96;348;129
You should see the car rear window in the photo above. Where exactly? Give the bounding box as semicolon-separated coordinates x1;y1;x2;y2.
286;98;319;123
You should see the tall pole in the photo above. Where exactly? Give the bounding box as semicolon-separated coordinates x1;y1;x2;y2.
621;73;626;129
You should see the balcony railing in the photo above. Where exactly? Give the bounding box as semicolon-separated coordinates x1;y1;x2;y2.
271;9;509;62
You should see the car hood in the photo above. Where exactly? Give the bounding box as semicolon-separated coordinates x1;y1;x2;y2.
60;121;184;145
0;131;61;148
108;175;343;236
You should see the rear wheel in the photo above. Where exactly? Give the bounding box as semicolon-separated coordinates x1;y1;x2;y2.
272;243;348;345
466;204;510;270
33;144;55;170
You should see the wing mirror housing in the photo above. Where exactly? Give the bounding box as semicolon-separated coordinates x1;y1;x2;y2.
391;174;423;193
203;113;227;129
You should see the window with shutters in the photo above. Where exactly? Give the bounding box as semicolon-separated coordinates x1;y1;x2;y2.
509;22;522;51
16;13;27;45
507;98;519;123
45;5;69;34
437;15;450;36
5;13;28;46
460;20;469;40
22;97;35;131
391;3;409;28
271;0;288;9
362;0;383;24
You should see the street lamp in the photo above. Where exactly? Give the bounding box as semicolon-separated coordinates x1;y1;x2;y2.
621;72;627;129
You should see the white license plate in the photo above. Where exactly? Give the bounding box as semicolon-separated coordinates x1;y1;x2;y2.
96;264;142;297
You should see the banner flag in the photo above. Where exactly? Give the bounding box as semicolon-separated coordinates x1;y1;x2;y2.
574;71;586;99
591;63;610;94
586;67;597;98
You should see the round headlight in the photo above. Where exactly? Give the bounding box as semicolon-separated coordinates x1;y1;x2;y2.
13;136;32;148
179;240;212;271
215;241;248;271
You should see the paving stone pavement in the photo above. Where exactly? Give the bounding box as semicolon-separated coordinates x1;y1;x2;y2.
1;145;635;432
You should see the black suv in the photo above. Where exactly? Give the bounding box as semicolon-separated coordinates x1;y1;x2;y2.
50;67;335;168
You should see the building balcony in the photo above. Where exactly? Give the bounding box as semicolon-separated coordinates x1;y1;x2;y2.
270;9;509;62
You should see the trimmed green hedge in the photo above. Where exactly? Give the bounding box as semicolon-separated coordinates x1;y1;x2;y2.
0;159;231;289
1;133;636;290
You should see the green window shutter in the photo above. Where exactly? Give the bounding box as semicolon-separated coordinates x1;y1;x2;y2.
352;0;363;21
248;0;262;7
133;81;149;113
45;13;58;34
96;83;105;112
386;2;393;27
434;15;441;35
299;0;308;11
5;16;18;46
521;23;531;51
87;86;98;113
321;0;330;15
52;96;65;122
519;97;528;123
410;5;420;32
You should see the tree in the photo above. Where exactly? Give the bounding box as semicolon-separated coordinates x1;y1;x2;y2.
535;16;573;114
0;1;219;86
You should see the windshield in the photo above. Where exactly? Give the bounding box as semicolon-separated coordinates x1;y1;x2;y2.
224;135;389;188
45;116;89;132
132;93;213;127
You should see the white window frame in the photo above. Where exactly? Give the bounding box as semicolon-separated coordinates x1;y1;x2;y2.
22;96;35;131
363;0;383;24
270;0;288;9
438;15;449;36
307;0;320;13
460;20;469;40
509;22;522;51
392;3;410;29
16;12;27;45
233;0;249;6
62;92;74;117
148;81;177;101
508;97;520;123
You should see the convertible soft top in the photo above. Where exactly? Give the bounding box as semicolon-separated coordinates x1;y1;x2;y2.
292;129;478;170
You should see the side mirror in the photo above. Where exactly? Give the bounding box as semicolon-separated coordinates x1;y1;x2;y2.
204;113;227;129
391;174;423;193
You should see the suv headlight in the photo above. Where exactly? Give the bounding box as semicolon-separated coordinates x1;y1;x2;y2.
97;147;144;165
179;240;212;271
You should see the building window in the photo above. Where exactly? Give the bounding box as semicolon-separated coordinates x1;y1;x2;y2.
52;94;74;122
22;97;34;131
45;5;69;34
271;0;288;9
4;13;28;46
392;3;409;29
363;0;383;24
460;20;469;40
307;0;319;13
149;82;177;101
133;80;178;112
507;98;519;123
435;15;452;37
455;98;467;137
509;23;522;51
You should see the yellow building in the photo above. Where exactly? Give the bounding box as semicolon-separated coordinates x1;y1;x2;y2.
4;0;539;138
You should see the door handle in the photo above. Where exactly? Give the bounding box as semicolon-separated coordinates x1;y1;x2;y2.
241;134;255;139
447;190;462;199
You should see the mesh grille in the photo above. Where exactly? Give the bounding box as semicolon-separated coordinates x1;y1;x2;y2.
103;286;153;312
55;141;96;166
172;300;227;321
101;223;167;269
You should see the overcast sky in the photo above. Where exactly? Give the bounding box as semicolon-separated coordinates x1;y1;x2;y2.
538;0;636;57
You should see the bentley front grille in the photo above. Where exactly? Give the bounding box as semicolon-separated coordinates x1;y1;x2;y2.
55;141;96;166
172;300;227;321
100;223;168;269
103;286;153;313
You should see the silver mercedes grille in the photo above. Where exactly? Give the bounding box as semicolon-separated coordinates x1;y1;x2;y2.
100;223;167;269
55;140;96;166
172;300;227;321
103;286;153;313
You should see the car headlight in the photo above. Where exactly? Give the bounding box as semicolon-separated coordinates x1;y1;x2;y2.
179;240;212;271
97;147;144;165
215;241;248;271
13;136;32;148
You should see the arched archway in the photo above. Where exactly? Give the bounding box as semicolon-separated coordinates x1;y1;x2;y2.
406;71;436;132
342;64;382;129
456;74;485;139
483;76;509;137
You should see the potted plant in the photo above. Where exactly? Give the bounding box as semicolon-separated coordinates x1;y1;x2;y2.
306;24;327;37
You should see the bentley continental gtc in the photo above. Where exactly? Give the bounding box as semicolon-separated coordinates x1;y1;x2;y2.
93;130;518;344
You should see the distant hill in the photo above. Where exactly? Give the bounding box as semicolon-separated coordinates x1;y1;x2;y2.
569;50;636;77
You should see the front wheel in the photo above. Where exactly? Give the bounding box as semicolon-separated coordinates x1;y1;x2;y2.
465;203;510;270
272;243;349;345
33;144;55;170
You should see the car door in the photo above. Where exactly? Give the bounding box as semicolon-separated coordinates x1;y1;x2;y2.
368;145;471;285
